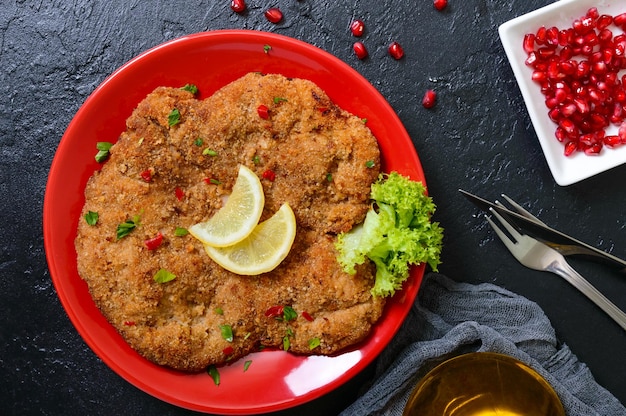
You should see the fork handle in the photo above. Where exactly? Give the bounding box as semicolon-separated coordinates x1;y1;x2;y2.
547;260;626;332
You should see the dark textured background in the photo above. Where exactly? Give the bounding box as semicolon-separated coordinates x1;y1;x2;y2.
2;0;625;415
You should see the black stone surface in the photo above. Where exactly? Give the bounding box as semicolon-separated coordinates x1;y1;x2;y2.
2;1;625;415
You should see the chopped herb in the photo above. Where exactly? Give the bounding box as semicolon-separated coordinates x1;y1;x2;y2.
181;84;198;95
214;307;224;315
207;365;220;386
209;178;222;185
326;173;333;182
243;360;252;372
308;337;321;350
220;324;233;342
202;148;218;156
194;138;204;146
153;268;176;284
84;211;99;226
365;160;375;168
282;306;297;322
273;97;287;104
283;328;293;351
263;44;272;54
137;137;144;145
168;108;181;126
116;215;140;239
174;227;189;237
361;118;368;124
252;155;260;165
95;141;113;163
243;332;251;340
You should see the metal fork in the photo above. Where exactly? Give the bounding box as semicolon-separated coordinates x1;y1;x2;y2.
486;208;626;332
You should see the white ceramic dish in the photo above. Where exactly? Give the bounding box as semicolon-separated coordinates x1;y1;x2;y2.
499;0;626;186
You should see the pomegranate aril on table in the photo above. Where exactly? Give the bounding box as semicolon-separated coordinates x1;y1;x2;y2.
523;7;626;156
264;7;283;23
230;0;246;13
350;19;365;37
388;41;404;60
353;41;368;60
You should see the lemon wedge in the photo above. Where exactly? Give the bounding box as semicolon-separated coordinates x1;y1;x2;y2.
188;165;264;247
203;203;297;275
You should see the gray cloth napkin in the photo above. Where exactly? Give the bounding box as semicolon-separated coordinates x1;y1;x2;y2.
340;273;626;416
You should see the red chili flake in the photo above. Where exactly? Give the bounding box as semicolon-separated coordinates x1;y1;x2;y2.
144;232;163;250
123;321;136;326
175;187;185;201
264;7;283;24
265;305;284;318
222;346;234;356
140;169;152;182
353;42;368;60
388;41;404;60
350;19;365;37
262;169;276;181
257;104;270;119
230;0;246;13
302;311;314;322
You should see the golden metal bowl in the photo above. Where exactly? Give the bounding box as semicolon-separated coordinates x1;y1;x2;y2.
403;352;564;416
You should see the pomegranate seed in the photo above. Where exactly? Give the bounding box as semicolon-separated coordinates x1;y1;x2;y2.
264;7;283;23
257;104;269;119
422;89;437;108
604;135;621;147
584;142;602;155
388;41;404;59
614;13;626;29
230;0;246;13
433;0;447;11
564;141;578;156
350;19;365;37
353;42;368;59
619;122;626;141
523;33;535;53
597;15;613;30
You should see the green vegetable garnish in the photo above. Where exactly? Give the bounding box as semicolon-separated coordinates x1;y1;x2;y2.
207;365;220;386
203;148;218;156
84;211;99;226
308;337;321;350
116;215;140;239
220;324;234;342
282;328;293;351
168;108;180;126
174;227;189;237
194;138;204;146
214;307;224;315
282;306;297;322
273;97;287;104
181;84;198;95
365;160;375;169
243;360;252;372
336;172;443;298
153;268;176;284
263;44;272;54
95;141;113;163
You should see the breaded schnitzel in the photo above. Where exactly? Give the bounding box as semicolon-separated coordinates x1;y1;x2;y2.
75;72;383;372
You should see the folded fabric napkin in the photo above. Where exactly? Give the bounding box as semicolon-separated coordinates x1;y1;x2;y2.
340;273;626;416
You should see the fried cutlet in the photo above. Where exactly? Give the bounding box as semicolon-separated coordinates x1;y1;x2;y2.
75;72;384;372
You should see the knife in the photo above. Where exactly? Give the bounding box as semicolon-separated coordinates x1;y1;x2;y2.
459;189;626;272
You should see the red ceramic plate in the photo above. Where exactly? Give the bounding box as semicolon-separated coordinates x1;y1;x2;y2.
43;30;426;414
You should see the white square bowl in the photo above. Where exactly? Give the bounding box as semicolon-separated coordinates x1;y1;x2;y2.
499;0;626;186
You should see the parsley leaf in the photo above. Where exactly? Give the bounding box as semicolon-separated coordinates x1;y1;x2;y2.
220;324;233;342
84;211;99;226
282;306;297;322
153;268;176;284
168;108;181;126
181;84;198;95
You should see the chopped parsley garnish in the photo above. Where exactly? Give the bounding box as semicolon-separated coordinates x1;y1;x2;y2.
153;268;176;284
308;337;321;350
202;148;218;156
220;324;233;342
252;155;260;165
116;215;140;239
263;44;272;54
168;108;181;126
95;142;113;163
174;227;189;237
282;306;297;322
194;138;204;146
283;328;293;351
273;97;287;104
326;173;333;182
365;160;375;168
243;360;252;372
84;211;99;226
207;365;220;386
209;178;222;185
214;307;224;315
181;84;198;95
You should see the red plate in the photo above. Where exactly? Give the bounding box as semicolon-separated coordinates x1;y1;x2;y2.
43;30;426;414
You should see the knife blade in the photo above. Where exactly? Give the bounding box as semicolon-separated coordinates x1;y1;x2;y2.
459;189;626;272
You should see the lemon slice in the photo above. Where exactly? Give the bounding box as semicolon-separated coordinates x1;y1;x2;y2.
188;165;264;247
203;203;297;275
